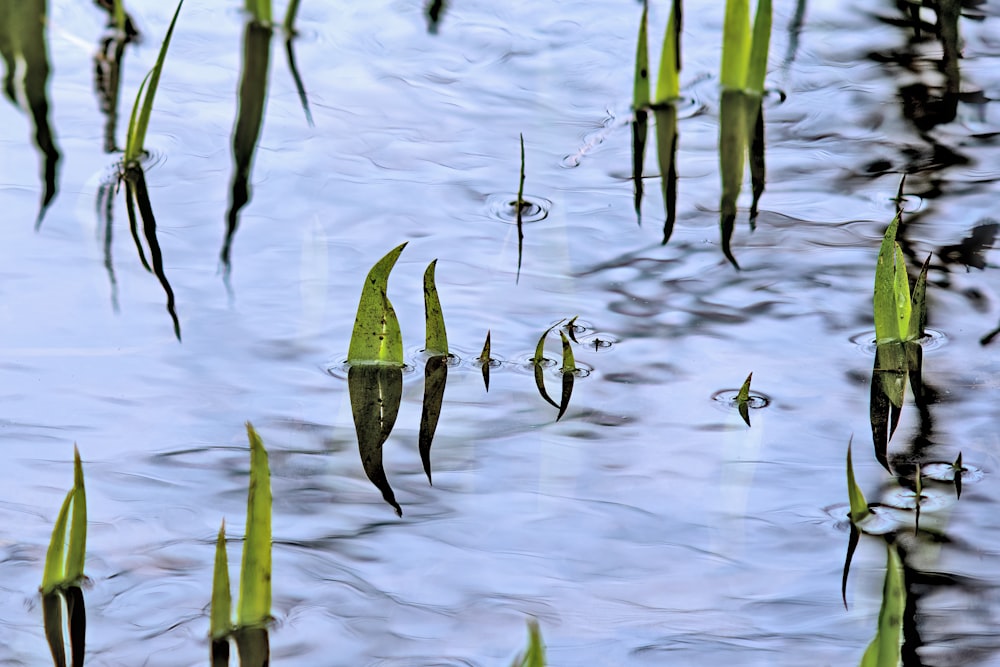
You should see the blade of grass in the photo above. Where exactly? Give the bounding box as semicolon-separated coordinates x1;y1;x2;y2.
633;1;650;110
557;331;575;420
907;254;930;342
874;214;902;343
124;0;183;165
41;490;73;594
511;619;546;667
654;0;681;103
846;438;871;525
237;423;271;629
516;133;525;283
746;0;771;95
211;520;232;640
65;446;86;584
721;0;750;90
348;243;407;366
478;330;491;392
423;260;449;356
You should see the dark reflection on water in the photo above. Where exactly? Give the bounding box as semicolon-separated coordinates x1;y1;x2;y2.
348;365;404;516
92;1;140;154
42;586;85;667
0;0;61;227
418;354;449;486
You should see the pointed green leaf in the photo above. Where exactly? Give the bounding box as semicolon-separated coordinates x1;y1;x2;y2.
211;520;232;640
246;0;271;24
892;243;912;339
721;0;751;90
125;0;184;165
283;0;302;34
348;243;407;366
511;619;546;667
559;331;576;374
65;446;87;584
423;260;449;356
237;423;271;628
846;439;870;525
123;71;152;164
860;543;905;667
479;330;492;392
736;372;752;402
533;320;564;363
907;254;930;342
654;0;681;103
746;0;772;94
41;489;73;594
874;215;903;343
633;1;650;110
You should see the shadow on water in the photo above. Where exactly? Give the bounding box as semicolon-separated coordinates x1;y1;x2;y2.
42;586;86;667
0;0;61;227
96;162;182;340
92;0;141;154
652;105;678;245
348;365;404;516
222;18;272;280
425;0;447;34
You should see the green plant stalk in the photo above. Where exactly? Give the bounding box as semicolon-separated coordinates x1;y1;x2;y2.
283;0;301;33
633;1;650;110
347;243;407;366
745;0;771;95
246;0;272;24
124;0;183;165
211;520;232;640
237;423;271;628
721;0;750;90
423;260;449;356
654;0;681;103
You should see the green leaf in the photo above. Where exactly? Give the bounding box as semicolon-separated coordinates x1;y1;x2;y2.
237;423;271;629
718;89;747;268
123;71;152;164
891;243;912;339
41;489;73;594
348;365;404;516
907;254;930;342
736;372;752;402
533;320;564;363
846;438;871;526
874;215;903;343
347;243;407;366
859;543;905;667
654;0;681;103
211;520;232;640
633;1;650;110
721;0;750;90
559;330;577;373
511;619;546;667
246;0;271;24
124;0;184;165
283;0;302;34
478;330;491;392
423;260;449;356
746;0;771;95
65;446;87;584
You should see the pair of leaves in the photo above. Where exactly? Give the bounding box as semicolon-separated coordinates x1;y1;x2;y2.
41;447;87;595
533;319;579;420
211;423;272;641
873;214;930;344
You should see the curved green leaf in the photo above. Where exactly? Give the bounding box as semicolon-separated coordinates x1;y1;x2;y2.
211;520;232;640
41;490;73;594
846;439;870;525
237;423;271;628
348;243;407;366
65;446;86;584
423;260;448;356
125;0;184;165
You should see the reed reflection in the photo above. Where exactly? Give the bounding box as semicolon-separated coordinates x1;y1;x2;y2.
42;586;86;667
348;364;404;516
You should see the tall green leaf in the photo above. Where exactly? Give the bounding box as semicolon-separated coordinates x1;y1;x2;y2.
721;0;750;90
745;0;771;95
860;543;905;667
124;0;184;165
347;243;407;366
238;423;271;628
41;490;73;594
891;244;912;339
654;0;681;103
511;620;546;667
65;446;86;584
246;0;271;24
846;439;871;525
211;520;232;640
423;260;448;356
633;1;650;110
874;215;905;343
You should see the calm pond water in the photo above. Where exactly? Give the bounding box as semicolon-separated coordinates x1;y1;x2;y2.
2;0;1000;664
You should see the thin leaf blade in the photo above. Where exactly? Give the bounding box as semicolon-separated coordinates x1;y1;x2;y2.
65;446;86;584
237;423;272;628
846;438;871;525
423;260;449;356
211;520;232;640
348;243;407;366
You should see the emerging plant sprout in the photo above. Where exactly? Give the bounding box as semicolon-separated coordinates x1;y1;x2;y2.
419;259;450;485
478;330;493;391
510;619;546;667
736;372;752;427
41;447;87;595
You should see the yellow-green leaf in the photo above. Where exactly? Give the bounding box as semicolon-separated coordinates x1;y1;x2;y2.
533;320;564;363
559;331;576;373
907;254;930;342
511;619;546;667
41;489;73;594
237;423;271;628
721;0;751;90
348;243;407;366
423;260;449;356
746;0;771;95
65;446;87;584
737;372;752;402
654;0;681;103
846;439;871;526
874;215;903;343
891;243;912;339
211;520;232;640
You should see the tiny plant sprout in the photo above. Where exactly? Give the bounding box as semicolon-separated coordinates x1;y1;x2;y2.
736;372;752;427
516;133;526;283
41;447;87;595
478;330;492;392
953;452;964;499
557;330;577;421
845;438;871;526
511;619;546;667
423;259;449;357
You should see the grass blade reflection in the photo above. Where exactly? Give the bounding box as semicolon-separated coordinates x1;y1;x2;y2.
348;365;404;516
419;354;448;485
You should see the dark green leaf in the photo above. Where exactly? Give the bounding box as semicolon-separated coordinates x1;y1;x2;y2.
418;355;448;485
42;592;66;667
719;89;747;268
348;365;404;515
654;106;678;244
423;260;449;356
842;523;860;609
633;1;650;110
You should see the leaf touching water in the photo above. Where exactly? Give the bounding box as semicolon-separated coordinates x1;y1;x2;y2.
418;354;448;485
423;260;449;356
557;330;576;421
654;0;681;104
479;330;492;392
348;243;407;366
736;372;752;427
66;447;87;584
511;619;546;667
348;365;404;516
211;520;232;640
846;438;871;526
237;423;271;629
